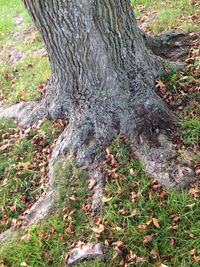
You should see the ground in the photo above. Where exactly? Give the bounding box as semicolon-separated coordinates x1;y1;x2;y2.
0;0;200;266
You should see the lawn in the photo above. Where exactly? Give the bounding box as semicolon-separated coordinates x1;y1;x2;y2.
0;1;199;267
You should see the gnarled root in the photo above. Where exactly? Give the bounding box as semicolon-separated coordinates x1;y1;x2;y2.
0;100;48;127
0;120;107;243
131;133;197;189
0;117;197;245
141;30;190;63
142;29;190;60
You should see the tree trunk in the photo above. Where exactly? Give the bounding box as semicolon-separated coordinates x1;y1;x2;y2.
23;0;173;148
20;0;195;186
0;0;196;241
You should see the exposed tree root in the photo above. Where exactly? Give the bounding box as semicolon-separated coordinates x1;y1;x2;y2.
0;25;197;243
23;190;56;225
131;133;197;189
142;29;190;61
0;100;47;127
0;124;197;245
89;167;105;213
0;123;107;244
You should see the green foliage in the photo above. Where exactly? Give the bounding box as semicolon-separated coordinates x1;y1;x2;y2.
180;117;200;145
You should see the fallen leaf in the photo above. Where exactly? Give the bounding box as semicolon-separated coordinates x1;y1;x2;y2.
150;248;158;259
102;196;113;203
92;224;104;234
189;249;196;257
129;168;136;175
152;218;160;229
143;234;154;244
194;255;200;262
21;233;31;241
93;217;101;225
156;79;166;93
136;256;146;263
138;223;147;232
131;191;138;202
69;195;76;201
130;209;140;217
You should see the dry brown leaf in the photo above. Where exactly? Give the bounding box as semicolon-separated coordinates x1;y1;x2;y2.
93;217;101;225
152;218;160;229
150;248;158;259
156;79;166;93
21;233;31;241
189;249;196;256
135;256;146;263
189;187;199;197
129;168;136;175
69;195;76;201
143;234;154;244
130;209;140;217
131;191;138;202
138;223;147;232
194;255;200;262
92;224;104;234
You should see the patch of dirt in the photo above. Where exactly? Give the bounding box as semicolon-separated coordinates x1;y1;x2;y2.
0;48;24;64
32;47;47;57
13;16;24;26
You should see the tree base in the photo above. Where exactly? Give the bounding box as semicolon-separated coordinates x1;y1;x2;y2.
142;29;190;61
0;101;47;127
132;134;197;189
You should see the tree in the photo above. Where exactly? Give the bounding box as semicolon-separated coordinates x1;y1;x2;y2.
0;0;196;228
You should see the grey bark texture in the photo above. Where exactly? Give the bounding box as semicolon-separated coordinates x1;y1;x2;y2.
0;0;197;239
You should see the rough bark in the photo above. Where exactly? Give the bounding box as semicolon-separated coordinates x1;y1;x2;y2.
141;29;190;60
0;0;197;242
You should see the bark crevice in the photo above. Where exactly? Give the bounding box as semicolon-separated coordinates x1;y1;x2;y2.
0;101;46;127
0;0;197;246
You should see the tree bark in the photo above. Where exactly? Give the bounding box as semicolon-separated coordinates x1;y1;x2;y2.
0;0;196;243
19;0;195;186
23;0;174;137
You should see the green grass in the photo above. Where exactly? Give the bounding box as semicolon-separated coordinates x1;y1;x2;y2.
131;0;199;33
180;117;200;145
0;0;31;44
0;0;48;105
0;119;63;234
0;56;50;104
0;0;200;266
0;138;200;267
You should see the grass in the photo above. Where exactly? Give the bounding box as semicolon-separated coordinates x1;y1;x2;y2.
0;0;31;44
180;117;200;145
0;0;199;266
0;119;63;234
0;0;48;105
0;56;50;104
0;138;200;266
131;0;199;33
